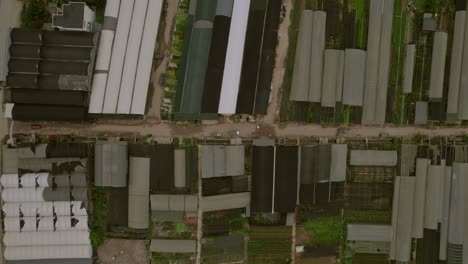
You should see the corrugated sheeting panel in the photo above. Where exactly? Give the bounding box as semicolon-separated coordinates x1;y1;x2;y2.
321;49;340;107
330;144;347;182
128;157;150;229
274;146;298;212
150;239;196;253
448;11;466;117
200;192;250;212
343;49;366;106
174;149;186;188
7;73;38;89
308;11;326;102
390;176;415;261
218;0;251;114
41;31;96;47
2;146;18;174
424;165;444;230
362;0;383;123
102;0;134;113
251;146;274;212
94;142;128;187
448;243;463;264
413;158;430;238
374;0;394;123
4;245;92;260
1;174;19;188
347;224;392;242
349;150;397;166
226;145;245;176
201;145;245;178
299;145;316;184
117;0;149;114
449;163;467;245
403;44;416;94
131;0;163;115
429;32;448;100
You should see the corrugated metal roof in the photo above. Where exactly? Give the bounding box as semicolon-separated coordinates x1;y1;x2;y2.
400;144;417;176
448;11;466;117
308;11;326;103
174;149;186;188
150;239;196;253
202;145;245;178
94;142;127;187
128;157;150;229
2;145;18;173
347;224;392;242
429;32;448;100
150;195;198;212
412;158;430;238
200;192;250;212
403;44;416;94
390;176;415;261
6;259;92;264
330;144;347;182
349;150;397;166
17;145;47;159
448;163;468;245
424;165;444;230
342;49;366;106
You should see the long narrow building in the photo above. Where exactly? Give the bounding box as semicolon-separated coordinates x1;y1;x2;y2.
88;0;120;113
448;11;466;120
218;0;251;114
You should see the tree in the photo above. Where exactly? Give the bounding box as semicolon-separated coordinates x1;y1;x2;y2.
21;0;51;29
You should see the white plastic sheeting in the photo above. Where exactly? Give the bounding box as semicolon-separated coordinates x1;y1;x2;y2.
2;188;45;202
218;0;251;114
4;245;92;260
117;0;149;114
20;173;50;188
4;217;21;232
4;231;91;246
88;0;121;113
3;203;21;217
131;0;164;115
321;49;342;107
55;216;72;230
37;217;54;231
71;201;88;216
102;0;135;113
1;174;19;188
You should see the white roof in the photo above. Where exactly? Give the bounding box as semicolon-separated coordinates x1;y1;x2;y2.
200;192;250;212
4;245;92;260
347;224;392;242
4;231;91;247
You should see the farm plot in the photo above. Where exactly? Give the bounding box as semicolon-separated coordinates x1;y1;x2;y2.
248;225;292;263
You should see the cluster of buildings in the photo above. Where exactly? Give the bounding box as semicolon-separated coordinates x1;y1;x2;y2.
173;0;281;119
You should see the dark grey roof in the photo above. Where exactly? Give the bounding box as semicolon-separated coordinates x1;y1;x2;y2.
12;105;86;122
53;2;85;29
94;142;128;187
415;101;428;125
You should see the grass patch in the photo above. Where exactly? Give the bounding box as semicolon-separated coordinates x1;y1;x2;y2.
90;186;109;249
344;210;392;224
301;216;342;246
176;222;186;232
